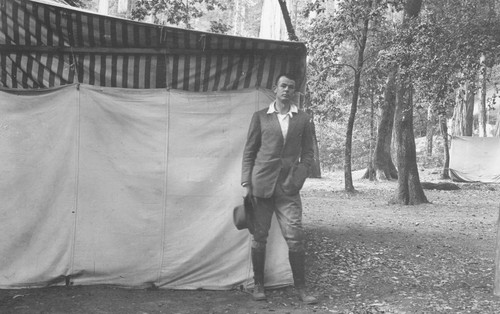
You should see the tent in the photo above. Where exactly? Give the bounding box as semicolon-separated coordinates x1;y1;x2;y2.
449;136;500;183
0;0;307;289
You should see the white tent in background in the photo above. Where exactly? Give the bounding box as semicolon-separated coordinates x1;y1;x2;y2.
449;136;500;183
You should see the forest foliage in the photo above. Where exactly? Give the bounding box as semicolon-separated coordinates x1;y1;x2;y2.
301;0;500;172
69;0;500;173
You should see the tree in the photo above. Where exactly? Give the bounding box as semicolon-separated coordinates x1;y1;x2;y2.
60;0;100;10
399;0;500;180
423;0;500;141
340;0;374;193
130;0;228;30
302;0;500;185
304;0;392;193
209;19;232;34
389;0;428;205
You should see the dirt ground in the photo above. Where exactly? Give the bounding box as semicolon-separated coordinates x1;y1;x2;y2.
2;169;500;314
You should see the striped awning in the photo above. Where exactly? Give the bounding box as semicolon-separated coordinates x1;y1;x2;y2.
0;0;307;91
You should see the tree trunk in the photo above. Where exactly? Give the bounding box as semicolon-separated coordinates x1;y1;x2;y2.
439;114;451;179
368;92;376;180
390;0;428;205
309;114;322;178
451;81;474;136
344;7;370;193
392;74;428;205
369;70;398;181
479;53;487;137
465;84;475;135
344;67;361;193
362;92;377;180
233;0;244;36
426;105;434;156
277;0;299;41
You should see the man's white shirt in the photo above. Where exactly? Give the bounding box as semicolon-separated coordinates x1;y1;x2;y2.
267;102;298;143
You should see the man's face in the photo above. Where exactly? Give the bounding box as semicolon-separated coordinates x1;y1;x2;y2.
274;76;296;104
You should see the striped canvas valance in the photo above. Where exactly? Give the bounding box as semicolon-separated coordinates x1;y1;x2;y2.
0;0;307;91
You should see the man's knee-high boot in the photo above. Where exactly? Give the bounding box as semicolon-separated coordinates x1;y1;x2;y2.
289;251;318;304
251;248;266;301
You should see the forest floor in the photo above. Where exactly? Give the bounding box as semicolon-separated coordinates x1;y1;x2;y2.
1;168;500;314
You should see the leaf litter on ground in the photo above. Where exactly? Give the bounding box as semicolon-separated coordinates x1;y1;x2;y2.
298;170;500;313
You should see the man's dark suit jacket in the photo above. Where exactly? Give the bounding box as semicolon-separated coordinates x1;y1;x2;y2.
241;106;315;198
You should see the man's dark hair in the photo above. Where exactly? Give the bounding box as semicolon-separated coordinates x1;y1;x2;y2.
275;72;298;85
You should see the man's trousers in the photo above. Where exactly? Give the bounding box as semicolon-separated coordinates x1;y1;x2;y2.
250;184;304;253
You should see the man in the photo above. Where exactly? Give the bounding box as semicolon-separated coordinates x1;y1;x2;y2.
241;73;317;304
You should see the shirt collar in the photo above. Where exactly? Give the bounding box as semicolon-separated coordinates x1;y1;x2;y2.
266;101;298;117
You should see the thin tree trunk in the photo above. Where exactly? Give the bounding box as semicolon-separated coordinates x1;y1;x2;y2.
368;92;376;180
344;7;370;193
479;53;487;137
465;84;475;135
362;96;377;180
426;105;434;156
233;0;243;36
439;114;451;179
345;67;361;192
277;0;299;41
309;113;322;178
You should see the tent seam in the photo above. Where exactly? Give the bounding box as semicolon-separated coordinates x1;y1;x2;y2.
157;89;170;285
69;84;81;281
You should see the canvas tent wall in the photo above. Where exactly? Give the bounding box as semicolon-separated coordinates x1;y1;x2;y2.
0;0;308;289
449;136;500;183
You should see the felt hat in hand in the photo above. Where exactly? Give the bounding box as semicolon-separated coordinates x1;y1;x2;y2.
233;195;255;234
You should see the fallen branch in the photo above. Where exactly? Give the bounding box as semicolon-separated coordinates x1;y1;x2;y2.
420;182;460;190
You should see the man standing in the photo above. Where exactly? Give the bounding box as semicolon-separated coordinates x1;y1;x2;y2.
241;73;317;304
